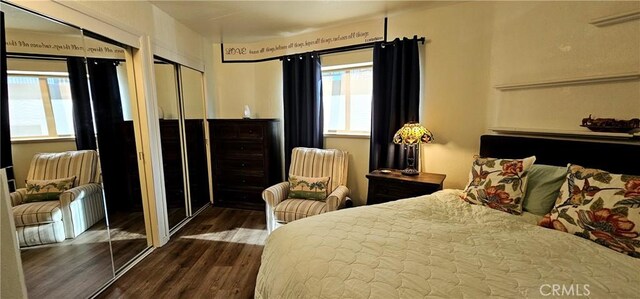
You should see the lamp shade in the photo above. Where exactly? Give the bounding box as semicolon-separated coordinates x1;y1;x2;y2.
393;122;434;145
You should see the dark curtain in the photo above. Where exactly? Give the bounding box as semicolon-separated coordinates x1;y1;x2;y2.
87;58;128;211
1;12;15;191
282;52;323;176
67;57;97;150
369;37;421;171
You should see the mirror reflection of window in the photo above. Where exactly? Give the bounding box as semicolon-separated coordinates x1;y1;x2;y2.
2;4;115;298
7;72;76;139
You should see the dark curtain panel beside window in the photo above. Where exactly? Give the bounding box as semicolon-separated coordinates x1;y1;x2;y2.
369;37;420;171
282;52;323;176
0;12;15;191
67;57;97;150
87;58;129;211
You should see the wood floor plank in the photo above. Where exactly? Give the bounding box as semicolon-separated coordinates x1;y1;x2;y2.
98;207;267;299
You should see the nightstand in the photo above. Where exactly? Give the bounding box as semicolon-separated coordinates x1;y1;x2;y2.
366;169;446;205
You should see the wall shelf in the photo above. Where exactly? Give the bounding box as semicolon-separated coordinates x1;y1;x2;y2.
494;72;640;91
490;127;640;140
590;9;640;27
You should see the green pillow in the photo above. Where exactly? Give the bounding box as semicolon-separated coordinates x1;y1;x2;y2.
288;175;330;201
24;176;76;203
522;165;566;216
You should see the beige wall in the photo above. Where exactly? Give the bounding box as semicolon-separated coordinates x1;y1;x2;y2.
211;45;257;118
210;1;640;203
11;140;77;188
489;1;640;130
324;137;370;206
180;66;206;119
154;64;180;119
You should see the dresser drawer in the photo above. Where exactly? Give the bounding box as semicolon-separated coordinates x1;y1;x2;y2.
216;174;266;188
236;123;264;139
216;158;264;173
371;179;439;197
213;142;264;159
212;123;264;140
366;171;445;206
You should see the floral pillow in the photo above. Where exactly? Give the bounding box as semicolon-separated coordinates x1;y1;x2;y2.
539;164;640;258
288;175;330;201
24;176;76;203
462;156;536;215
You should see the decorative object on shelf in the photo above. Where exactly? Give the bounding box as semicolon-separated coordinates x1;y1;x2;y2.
580;115;640;133
243;105;252;119
393;122;434;176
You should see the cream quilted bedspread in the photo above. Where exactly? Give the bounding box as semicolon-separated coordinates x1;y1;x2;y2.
255;190;640;298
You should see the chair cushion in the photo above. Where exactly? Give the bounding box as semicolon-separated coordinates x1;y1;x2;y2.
13;201;63;227
24;176;75;203
288;175;330;201
274;199;327;223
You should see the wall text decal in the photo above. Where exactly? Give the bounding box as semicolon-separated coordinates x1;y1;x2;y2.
222;19;384;62
5;30;125;59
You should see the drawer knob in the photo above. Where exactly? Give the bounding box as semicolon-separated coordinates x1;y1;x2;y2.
242;179;246;183
249;130;253;133
240;146;245;150
241;163;246;167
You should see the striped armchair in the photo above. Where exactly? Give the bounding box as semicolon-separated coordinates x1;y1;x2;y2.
9;150;104;247
262;147;349;233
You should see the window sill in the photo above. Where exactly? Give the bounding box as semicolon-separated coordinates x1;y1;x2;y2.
11;137;76;144
323;133;370;139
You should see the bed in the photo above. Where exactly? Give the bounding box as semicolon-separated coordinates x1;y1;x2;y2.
255;135;640;298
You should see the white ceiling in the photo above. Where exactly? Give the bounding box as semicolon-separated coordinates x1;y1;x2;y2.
149;1;453;43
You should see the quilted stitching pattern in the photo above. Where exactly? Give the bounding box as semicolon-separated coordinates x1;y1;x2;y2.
256;190;640;298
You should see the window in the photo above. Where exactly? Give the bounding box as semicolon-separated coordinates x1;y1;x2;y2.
322;63;372;136
7;74;75;139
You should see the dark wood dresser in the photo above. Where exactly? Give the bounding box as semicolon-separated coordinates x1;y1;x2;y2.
209;119;282;210
366;169;446;205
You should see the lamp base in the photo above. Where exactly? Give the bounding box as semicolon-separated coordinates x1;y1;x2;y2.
400;167;419;176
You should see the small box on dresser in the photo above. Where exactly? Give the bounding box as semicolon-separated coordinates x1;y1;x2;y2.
366;169;446;205
209;119;282;210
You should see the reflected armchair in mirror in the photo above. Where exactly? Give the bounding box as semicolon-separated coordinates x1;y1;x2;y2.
9;150;104;246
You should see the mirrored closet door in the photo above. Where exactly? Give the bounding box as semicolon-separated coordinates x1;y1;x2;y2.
154;57;189;230
154;58;211;231
82;32;150;272
1;2;150;297
179;65;210;213
2;4;114;298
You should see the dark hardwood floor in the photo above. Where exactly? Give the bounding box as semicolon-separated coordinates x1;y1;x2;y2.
109;211;150;271
98;207;268;299
20;211;150;299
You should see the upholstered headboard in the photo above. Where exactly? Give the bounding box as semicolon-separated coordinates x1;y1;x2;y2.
479;135;640;176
